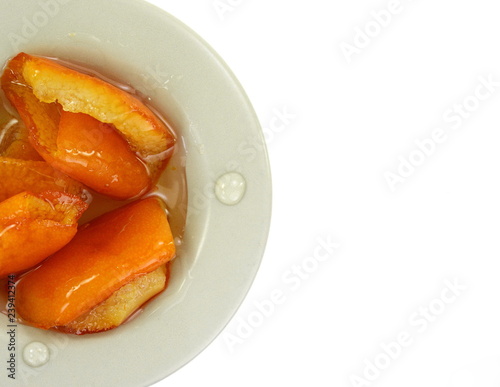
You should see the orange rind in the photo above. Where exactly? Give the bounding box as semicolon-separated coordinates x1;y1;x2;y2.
1;52;176;199
15;197;176;330
0;190;88;277
49;110;151;199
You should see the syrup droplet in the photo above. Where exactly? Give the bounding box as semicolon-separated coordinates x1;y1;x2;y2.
215;172;246;205
23;341;50;367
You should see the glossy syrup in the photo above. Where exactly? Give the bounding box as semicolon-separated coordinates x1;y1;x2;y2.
0;56;188;330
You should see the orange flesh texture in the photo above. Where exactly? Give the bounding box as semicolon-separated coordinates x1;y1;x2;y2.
0;53;175;198
54;111;150;199
0;191;88;277
0;157;89;203
61;264;168;335
15;197;176;329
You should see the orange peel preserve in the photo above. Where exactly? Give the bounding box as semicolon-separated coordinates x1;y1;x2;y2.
1;52;176;200
0;52;182;334
0;191;87;278
15;198;176;332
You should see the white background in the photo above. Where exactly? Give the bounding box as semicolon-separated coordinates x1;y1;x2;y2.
147;1;500;386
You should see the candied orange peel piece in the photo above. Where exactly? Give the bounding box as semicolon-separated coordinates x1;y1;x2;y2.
0;190;88;277
1;52;176;199
0;157;90;203
16;197;176;330
49;110;151;199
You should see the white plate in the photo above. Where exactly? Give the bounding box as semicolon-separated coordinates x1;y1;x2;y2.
0;0;271;385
